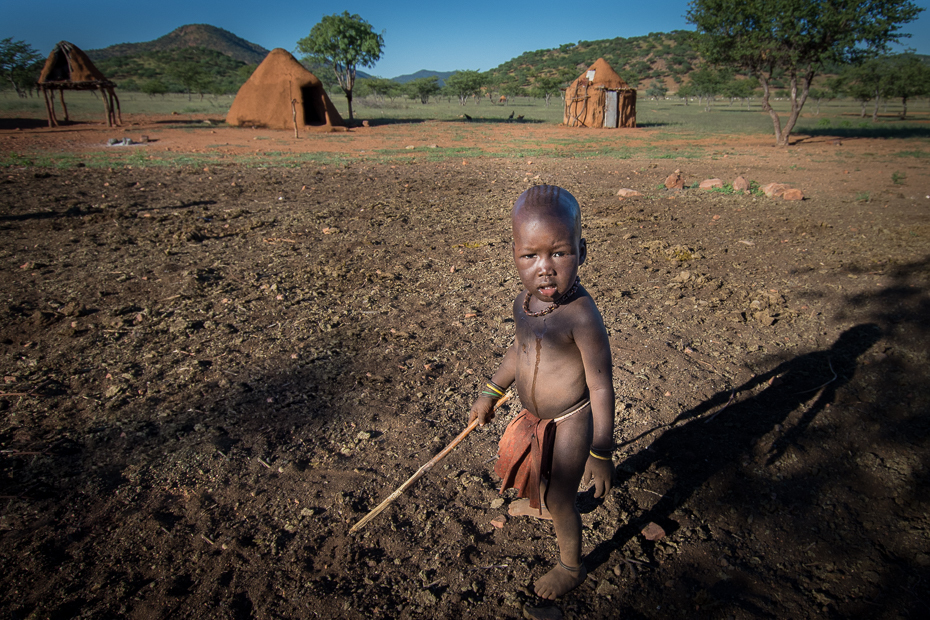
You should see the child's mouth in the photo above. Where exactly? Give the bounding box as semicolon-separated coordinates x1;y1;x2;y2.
539;285;558;298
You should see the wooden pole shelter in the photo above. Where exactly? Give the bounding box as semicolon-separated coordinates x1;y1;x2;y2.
37;41;121;128
350;393;512;534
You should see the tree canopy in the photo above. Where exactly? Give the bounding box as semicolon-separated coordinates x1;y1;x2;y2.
687;0;924;145
444;70;485;105
296;11;384;121
406;76;441;104
0;38;42;97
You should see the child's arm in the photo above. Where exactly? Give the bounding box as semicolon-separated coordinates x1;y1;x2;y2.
468;343;517;426
575;306;616;498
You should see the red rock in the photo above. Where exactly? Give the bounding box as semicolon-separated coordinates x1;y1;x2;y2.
762;182;788;198
641;522;666;541
617;188;643;198
782;188;804;201
664;169;684;190
699;178;723;189
490;515;507;529
733;176;750;191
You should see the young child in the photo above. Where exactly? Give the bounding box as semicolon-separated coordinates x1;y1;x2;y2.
469;184;615;600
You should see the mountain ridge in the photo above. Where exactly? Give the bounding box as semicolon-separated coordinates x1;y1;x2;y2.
87;24;270;66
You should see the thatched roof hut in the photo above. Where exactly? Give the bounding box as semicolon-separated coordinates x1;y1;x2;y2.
563;58;636;128
226;49;344;132
37;41;121;127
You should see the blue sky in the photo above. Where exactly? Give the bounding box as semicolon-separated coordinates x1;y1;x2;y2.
5;0;929;78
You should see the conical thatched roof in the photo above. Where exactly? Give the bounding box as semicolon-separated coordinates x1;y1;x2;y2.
226;48;344;130
569;58;631;91
38;41;114;87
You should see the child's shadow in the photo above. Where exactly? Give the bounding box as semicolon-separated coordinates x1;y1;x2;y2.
586;322;882;568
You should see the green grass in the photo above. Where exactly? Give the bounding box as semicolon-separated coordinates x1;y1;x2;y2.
3;90;929;169
0;91;234;121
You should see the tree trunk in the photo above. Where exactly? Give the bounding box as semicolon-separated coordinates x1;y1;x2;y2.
900;96;908;120
758;74;787;146
780;71;813;146
346;90;354;121
872;94;879;123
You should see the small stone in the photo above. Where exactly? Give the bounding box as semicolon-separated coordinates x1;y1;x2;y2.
754;311;776;326
664;170;684;190
732;176;750;191
617;188;643;198
490;498;505;509
357;431;372;441
596;580;619;595
782;188;804;201
699;178;724;189
641;522;666;541
523;604;564;620
362;120;370;127
491;516;507;529
761;182;788;198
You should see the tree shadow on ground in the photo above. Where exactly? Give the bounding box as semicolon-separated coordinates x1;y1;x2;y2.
359;117;546;127
588;322;881;559
799;126;930;140
587;255;930;615
0;118;52;130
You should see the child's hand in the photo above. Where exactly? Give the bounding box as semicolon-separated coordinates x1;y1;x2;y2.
468;396;497;426
582;455;615;498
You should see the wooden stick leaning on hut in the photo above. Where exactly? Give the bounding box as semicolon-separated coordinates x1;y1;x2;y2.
350;392;511;534
291;99;299;139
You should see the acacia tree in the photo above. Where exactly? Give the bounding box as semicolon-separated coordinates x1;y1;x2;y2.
0;38;41;97
169;60;209;101
533;75;564;106
406;76;441;104
646;80;669;100
445;70;485;105
884;53;930;119
297;11;384;121
687;0;924;146
361;77;399;102
838;57;888;120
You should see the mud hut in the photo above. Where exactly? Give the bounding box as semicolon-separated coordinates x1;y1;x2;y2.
37;41;121;128
226;49;345;132
563;58;636;128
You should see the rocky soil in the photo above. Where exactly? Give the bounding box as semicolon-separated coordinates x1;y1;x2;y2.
1;122;929;619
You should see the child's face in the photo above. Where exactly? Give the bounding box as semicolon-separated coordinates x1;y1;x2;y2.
512;213;586;303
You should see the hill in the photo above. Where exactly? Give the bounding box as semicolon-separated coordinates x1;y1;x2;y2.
87;24;270;65
391;70;456;86
486;30;702;92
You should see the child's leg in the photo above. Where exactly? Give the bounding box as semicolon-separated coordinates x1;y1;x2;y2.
534;410;592;599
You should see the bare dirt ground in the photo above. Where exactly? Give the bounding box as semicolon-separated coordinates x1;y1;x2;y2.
1;116;929;619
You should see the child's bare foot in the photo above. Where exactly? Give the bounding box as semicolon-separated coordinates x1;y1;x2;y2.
535;560;586;599
508;498;552;520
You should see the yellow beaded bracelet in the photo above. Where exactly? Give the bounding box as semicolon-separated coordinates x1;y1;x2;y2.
589;450;612;461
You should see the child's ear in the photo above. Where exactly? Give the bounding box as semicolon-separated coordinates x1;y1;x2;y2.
579;238;587;265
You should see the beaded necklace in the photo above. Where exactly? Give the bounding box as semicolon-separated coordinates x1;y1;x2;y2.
522;276;580;317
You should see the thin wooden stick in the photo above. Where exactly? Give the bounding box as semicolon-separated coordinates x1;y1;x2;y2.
291;99;299;139
350;392;511;534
